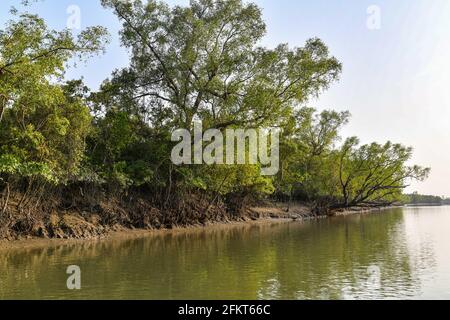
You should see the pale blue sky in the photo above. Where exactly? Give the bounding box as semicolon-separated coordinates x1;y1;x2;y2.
2;0;450;195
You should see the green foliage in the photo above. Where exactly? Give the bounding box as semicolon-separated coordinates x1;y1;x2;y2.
100;0;341;130
94;0;344;197
336;139;430;206
88;110;140;187
274;107;430;207
0;1;431;213
402;193;444;205
0;10;108;184
275;107;350;200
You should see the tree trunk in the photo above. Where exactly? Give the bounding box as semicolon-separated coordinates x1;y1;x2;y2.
0;105;4;123
1;182;10;215
0;93;7;123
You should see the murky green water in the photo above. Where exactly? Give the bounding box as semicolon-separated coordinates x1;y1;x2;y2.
1;206;450;300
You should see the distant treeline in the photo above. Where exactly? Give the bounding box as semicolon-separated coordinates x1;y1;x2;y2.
403;193;450;206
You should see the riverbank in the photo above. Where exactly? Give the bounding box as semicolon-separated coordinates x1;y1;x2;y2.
333;205;401;216
0;198;397;249
0;186;313;241
0;217;294;251
0;201;307;248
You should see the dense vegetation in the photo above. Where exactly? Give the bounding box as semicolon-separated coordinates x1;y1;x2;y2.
403;193;450;206
0;0;430;239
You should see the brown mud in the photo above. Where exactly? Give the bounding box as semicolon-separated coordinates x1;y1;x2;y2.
0;188;394;245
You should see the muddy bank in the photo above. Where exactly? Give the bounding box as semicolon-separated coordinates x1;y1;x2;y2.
0;187;398;244
332;205;401;216
0;204;400;250
0;218;296;251
0;187;312;242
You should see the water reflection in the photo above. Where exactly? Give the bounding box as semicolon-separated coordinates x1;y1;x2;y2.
0;207;445;300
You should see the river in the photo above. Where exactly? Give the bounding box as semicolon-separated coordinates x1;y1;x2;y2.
1;206;450;300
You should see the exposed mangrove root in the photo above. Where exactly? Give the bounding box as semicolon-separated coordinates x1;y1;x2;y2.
0;185;297;241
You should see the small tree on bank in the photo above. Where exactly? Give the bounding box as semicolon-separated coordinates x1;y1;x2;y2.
337;138;430;208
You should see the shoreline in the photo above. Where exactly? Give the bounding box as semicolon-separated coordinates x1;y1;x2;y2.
333;205;402;216
0;217;293;251
0;204;399;251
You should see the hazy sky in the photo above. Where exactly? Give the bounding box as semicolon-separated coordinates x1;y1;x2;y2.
1;0;450;195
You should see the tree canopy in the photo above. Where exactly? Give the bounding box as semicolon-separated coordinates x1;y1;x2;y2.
0;10;108;185
0;0;431;225
99;0;342;130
